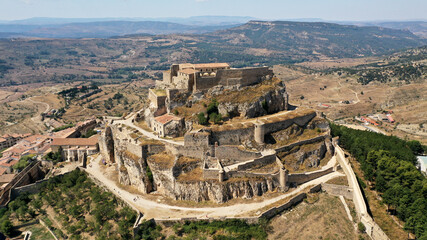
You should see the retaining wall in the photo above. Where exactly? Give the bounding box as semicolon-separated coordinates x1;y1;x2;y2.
236;154;276;171
152;191;306;225
321;183;353;200
288;167;334;185
334;144;389;240
215;145;261;162
275;134;328;153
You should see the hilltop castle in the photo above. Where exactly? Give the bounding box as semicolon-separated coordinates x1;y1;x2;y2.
160;63;273;92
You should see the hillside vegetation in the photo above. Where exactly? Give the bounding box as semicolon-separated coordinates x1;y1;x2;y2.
331;124;427;239
0;169;137;239
325;46;427;85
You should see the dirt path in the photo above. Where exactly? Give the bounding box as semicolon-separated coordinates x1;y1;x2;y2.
85;155;344;219
114;116;184;146
27;97;50;122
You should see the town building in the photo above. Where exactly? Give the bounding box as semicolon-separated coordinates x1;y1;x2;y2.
152;114;184;137
0;133;31;150
50;136;99;162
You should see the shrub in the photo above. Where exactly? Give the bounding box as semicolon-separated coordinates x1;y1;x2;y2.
197;113;208;125
358;222;366;233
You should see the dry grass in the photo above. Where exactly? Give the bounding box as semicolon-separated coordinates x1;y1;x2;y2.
176;167;203;182
176;156;199;165
134;120;152;132
268;193;358;240
215;77;282;104
122;150;140;162
326;176;349;186
152;88;166;96
148;152;175;169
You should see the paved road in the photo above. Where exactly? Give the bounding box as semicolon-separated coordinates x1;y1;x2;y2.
86;154;344;219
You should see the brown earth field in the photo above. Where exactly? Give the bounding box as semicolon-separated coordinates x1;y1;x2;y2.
0;80;152;135
268;193;364;240
274;65;427;144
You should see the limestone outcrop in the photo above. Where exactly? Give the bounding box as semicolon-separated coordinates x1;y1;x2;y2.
216;81;289;119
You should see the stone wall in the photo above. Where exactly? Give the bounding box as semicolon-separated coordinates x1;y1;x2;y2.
0;161;45;206
275;134;328;153
217;67;273;87
334;144;390;240
215;145;261;162
151;191;306;225
149;89;167;109
184;131;211;147
203;169;219;180
235;154;276;171
211;127;254;146
262;111;316;135
288;167;334;185
321;183;353;200
193;67;273;92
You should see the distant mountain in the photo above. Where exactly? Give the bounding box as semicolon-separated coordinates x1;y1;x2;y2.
198;21;427;60
0;21;240;38
3;16;254;26
348;21;427;38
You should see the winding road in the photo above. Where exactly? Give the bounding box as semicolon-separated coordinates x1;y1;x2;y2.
85;154;344;219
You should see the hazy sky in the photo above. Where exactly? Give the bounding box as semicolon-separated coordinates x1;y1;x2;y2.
1;0;426;21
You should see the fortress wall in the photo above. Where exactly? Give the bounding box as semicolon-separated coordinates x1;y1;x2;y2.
216;67;273;87
334;144;389;239
163;70;171;83
203;169;219;180
275;135;328;153
184;132;210;147
148;89;167;109
0;161;44;206
226;171;279;180
263;111;316;135
175;146;210;159
152;191;306;224
236;154;277;171
11;179;49;197
125;141;144;158
145;144;166;155
321;183;353;200
194;76;220;91
215;146;261;162
288;167;333;185
211;127;254;146
260;192;306;219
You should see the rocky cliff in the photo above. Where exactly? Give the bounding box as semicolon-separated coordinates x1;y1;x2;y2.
215;80;289;119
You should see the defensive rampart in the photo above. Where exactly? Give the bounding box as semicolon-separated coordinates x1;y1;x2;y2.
0;161;45;206
334;143;389;240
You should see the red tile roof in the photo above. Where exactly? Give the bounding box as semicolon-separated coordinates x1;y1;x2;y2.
0;159;18;168
154;114;182;125
179;69;198;75
51;137;98;146
193;63;230;69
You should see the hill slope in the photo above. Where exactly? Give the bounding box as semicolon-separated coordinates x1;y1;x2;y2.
200;21;426;60
0;21;239;38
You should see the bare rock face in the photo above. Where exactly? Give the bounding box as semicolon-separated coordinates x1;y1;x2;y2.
296;141;327;168
99;126;115;163
170;178;278;203
115;145;153;194
217;83;289;119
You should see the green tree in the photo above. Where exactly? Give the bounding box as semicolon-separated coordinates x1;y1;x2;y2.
0;219;13;236
197;113;208;125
